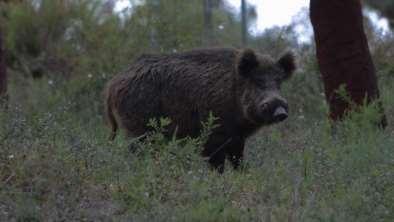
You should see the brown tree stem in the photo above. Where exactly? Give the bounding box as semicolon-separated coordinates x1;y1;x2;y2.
0;27;7;102
310;0;387;127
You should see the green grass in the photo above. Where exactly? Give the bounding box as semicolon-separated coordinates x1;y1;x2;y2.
0;73;393;221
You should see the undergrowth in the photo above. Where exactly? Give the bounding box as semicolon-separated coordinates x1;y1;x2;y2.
0;75;393;221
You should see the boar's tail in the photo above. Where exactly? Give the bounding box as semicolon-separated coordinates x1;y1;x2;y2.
105;89;118;141
107;105;118;141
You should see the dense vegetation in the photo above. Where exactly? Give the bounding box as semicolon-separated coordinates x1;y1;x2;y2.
365;0;394;28
0;0;393;221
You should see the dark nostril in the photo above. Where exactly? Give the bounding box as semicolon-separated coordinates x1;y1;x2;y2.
273;106;288;122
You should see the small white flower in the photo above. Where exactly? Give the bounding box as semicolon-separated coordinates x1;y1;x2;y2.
88;74;93;78
48;80;54;85
218;24;224;30
8;154;14;159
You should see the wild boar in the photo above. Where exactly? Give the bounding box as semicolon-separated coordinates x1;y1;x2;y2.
105;48;296;172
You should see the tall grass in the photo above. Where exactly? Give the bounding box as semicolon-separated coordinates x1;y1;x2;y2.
0;70;393;221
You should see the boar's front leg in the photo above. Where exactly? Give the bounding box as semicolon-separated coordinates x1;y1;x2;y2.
202;133;231;173
225;136;245;170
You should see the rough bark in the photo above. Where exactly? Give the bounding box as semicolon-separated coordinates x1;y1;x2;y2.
310;0;387;127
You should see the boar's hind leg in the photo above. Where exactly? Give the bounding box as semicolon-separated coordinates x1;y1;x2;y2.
225;137;245;170
202;134;230;174
209;152;225;174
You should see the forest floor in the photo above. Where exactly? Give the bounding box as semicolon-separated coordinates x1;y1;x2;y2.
1;70;394;222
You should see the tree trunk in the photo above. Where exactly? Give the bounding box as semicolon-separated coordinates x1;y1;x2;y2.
203;0;214;46
310;0;387;127
0;27;7;104
241;0;248;46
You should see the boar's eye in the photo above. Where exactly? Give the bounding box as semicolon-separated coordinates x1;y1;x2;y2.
237;49;259;77
277;52;296;80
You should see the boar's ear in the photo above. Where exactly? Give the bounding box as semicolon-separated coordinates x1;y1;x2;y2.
277;52;296;80
237;49;259;77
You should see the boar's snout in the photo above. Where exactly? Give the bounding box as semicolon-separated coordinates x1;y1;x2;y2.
258;97;288;123
273;106;288;122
